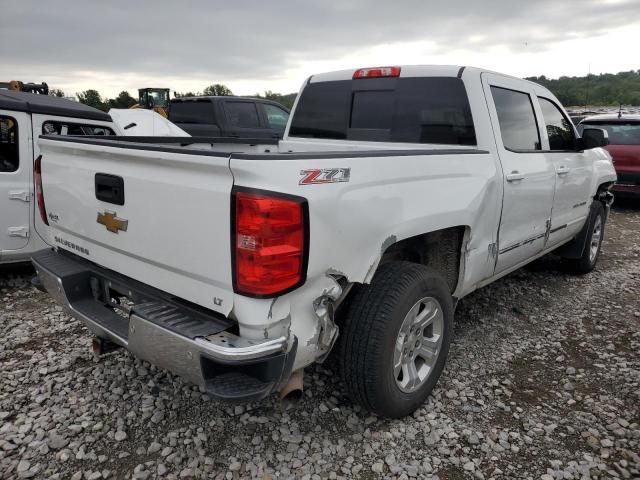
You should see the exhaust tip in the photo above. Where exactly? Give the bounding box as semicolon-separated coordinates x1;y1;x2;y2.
279;369;304;404
30;275;45;292
92;337;120;358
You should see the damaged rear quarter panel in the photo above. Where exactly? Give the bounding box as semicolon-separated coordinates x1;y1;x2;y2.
229;148;501;368
230;152;499;286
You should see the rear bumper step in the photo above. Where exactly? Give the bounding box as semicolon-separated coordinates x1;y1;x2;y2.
32;249;296;402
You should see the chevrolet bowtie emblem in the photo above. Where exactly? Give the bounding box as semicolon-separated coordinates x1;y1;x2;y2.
97;211;128;234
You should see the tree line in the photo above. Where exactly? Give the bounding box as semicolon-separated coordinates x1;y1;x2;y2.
525;70;640;107
49;83;297;112
51;69;640;112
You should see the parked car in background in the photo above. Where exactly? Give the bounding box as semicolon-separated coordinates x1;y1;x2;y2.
33;65;615;417
579;114;640;198
0;90;120;264
168;96;290;138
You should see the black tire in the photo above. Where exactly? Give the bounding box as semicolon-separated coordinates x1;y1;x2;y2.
339;261;453;418
565;201;606;275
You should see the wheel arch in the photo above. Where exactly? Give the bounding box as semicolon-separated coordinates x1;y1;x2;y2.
374;226;468;294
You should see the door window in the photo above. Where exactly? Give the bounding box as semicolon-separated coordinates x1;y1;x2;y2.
263;104;289;130
491;86;541;151
538;98;575;150
0;115;19;173
169;101;217;124
225;102;260;128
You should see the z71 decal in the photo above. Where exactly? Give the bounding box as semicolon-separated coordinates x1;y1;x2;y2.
299;168;351;185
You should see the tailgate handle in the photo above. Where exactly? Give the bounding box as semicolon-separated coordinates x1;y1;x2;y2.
95;173;125;206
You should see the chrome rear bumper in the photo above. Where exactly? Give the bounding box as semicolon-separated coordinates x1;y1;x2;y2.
32;249;296;402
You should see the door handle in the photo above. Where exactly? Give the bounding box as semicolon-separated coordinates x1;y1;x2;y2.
556;166;571;175
506;171;525;182
95;173;125;206
8;190;30;202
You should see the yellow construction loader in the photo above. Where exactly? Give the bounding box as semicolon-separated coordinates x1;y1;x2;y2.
132;88;170;117
0;80;49;95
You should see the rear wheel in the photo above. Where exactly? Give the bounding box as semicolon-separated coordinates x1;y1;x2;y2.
565;201;605;275
339;261;453;418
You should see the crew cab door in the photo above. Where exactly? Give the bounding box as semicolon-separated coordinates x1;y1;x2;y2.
482;73;556;274
0;111;31;252
536;97;592;245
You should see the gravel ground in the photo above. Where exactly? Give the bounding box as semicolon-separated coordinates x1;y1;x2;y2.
1;201;639;480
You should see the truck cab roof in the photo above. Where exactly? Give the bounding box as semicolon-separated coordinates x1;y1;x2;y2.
0;90;111;122
170;95;288;108
307;64;557;98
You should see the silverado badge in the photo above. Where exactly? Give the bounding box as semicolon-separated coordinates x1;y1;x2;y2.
97;211;128;234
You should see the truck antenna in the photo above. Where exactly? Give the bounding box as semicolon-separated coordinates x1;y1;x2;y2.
584;62;591;113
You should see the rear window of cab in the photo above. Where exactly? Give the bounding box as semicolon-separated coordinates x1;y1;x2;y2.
289;77;477;146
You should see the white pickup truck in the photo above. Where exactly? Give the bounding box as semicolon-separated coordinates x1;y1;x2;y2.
0;90;119;264
33;66;616;417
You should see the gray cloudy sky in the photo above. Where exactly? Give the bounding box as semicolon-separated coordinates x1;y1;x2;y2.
1;0;639;98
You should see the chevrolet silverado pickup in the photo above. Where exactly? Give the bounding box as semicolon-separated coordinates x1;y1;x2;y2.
32;66;616;417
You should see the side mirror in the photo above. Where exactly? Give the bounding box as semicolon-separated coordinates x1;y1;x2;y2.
578;127;609;150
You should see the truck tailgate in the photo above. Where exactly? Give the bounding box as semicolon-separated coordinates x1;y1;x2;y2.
38;137;235;315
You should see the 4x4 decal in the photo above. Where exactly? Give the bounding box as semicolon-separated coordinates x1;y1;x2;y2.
299;168;351;185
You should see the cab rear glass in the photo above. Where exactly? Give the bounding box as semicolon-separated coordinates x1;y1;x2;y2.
289;77;477;145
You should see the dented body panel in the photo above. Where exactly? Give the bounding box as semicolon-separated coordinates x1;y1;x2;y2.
228;149;501;367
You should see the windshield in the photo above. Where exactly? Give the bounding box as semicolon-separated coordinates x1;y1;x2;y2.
150;90;169;107
580;121;640;145
140;89;169;108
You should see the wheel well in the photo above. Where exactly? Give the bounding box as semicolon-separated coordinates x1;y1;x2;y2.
595;181;614;199
595;182;614;218
378;227;466;293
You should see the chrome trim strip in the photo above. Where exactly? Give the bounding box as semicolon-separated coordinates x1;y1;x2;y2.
549;224;568;234
498;232;546;255
194;335;288;362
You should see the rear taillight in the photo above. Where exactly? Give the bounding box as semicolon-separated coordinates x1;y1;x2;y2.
34;155;48;225
233;188;308;297
353;66;401;79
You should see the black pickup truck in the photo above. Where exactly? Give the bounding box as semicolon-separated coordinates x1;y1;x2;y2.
168;96;290;139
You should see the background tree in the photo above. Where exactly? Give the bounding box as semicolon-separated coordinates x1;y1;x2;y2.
106;91;137;109
49;88;65;97
526;70;640;107
256;90;297;109
76;90;106;111
174;91;200;98
202;84;233;96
